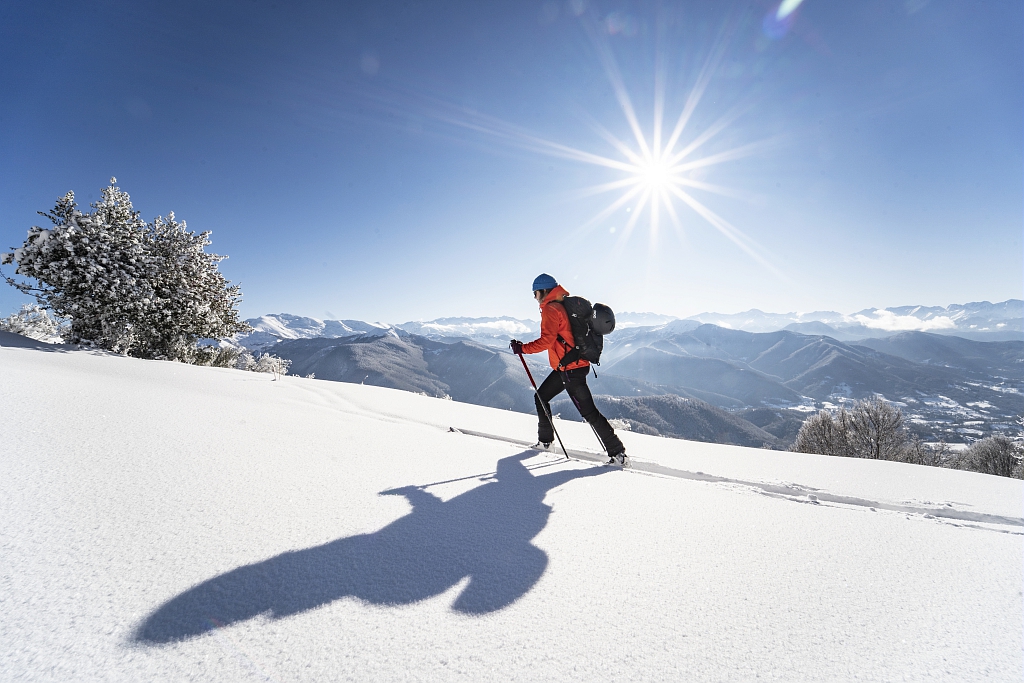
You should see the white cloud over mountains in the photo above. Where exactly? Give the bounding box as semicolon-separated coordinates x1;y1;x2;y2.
414;319;535;336
852;310;957;332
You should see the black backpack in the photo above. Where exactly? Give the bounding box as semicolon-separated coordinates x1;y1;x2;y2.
555;296;616;369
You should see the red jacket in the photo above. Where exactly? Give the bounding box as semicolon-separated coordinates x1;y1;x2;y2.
521;285;589;371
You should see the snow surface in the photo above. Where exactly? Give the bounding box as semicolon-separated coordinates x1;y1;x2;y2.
2;336;1022;682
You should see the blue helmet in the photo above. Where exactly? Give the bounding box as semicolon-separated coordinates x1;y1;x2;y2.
532;273;557;292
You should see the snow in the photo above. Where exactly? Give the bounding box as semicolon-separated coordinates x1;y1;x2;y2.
2;335;1022;682
243;314;393;344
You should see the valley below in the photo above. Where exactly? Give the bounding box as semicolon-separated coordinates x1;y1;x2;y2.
243;310;1023;450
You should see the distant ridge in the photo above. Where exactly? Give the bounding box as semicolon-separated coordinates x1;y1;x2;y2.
225;301;1021;448
684;299;1022;341
236;299;1021;351
236;314;538;350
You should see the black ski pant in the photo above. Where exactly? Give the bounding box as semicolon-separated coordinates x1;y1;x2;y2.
535;366;624;456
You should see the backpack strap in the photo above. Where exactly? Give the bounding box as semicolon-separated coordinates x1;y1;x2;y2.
547;301;577;368
556;332;586;369
557;341;582;369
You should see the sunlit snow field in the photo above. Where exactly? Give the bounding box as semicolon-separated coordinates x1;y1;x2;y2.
1;331;1021;682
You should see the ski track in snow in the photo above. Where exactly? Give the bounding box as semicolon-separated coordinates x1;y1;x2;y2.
282;376;1023;532
450;429;1023;533
2;336;1023;682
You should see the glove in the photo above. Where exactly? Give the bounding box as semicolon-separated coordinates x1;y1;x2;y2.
509;339;524;355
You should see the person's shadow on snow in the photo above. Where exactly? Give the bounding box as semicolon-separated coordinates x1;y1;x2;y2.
134;450;611;644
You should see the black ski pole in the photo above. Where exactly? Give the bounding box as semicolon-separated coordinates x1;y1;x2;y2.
561;369;607;454
515;350;570;460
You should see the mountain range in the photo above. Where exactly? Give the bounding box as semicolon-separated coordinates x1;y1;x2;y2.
236;299;1022;353
246;312;1022;449
686;300;1023;341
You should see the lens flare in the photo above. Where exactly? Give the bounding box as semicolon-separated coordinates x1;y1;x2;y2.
776;0;806;20
764;0;807;39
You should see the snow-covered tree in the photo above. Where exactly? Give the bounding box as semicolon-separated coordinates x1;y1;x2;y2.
137;211;249;359
0;304;66;342
1;179;249;359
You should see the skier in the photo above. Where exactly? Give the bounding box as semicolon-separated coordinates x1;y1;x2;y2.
510;273;627;465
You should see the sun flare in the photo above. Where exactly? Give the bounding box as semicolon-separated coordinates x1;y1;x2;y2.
547;23;785;277
390;16;783;276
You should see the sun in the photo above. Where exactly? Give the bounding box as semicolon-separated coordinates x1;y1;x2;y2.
637;157;673;193
380;14;782;276
542;27;784;277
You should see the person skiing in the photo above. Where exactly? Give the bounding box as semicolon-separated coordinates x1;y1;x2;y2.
510;273;627;465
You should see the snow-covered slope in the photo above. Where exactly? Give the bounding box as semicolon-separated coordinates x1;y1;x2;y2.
236;313;395;350
2;334;1021;681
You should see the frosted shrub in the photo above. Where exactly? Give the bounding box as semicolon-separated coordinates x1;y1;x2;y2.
251;352;291;379
793;398;907;460
846;397;906;460
227;350;290;378
792;408;855;457
178;346;288;377
1;179;249;359
0;304;65;342
186;345;242;368
208;347;243;368
960;436;1023;479
794;399;1023;476
899;437;952;468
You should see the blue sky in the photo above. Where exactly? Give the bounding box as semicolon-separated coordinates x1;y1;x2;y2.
1;0;1020;323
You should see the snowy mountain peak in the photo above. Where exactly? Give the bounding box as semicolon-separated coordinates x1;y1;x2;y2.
238;314;395;349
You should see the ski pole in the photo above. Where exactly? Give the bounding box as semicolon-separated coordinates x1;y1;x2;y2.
561;369;607;454
516;350;570;460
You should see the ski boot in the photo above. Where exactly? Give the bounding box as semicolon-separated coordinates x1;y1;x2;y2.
606;450;628;466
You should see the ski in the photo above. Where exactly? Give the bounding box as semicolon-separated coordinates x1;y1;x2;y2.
449;427;632;469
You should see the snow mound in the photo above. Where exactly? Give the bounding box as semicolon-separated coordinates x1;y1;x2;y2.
2;336;1021;681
